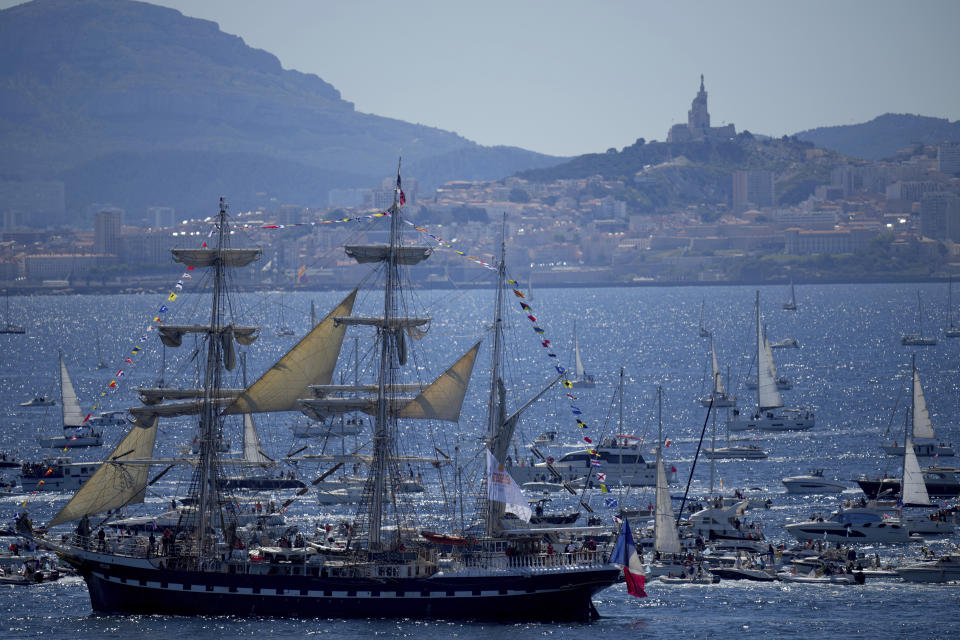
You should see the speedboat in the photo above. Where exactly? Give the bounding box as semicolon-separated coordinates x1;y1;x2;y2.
784;510;911;544
703;445;767;460
20;395;54;407
782;469;846;494
777;569;863;584
896;554;960;583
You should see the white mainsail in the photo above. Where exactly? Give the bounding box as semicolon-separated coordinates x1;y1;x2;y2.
653;452;682;555
902;433;932;506
60;352;86;428
48;416;159;526
574;328;586;379
757;320;782;411
710;336;724;395
912;369;935;440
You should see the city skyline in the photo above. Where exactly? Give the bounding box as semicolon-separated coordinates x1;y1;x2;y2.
1;0;958;158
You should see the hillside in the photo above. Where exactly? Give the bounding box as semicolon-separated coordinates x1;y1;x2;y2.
516;133;845;211
794;113;960;160
0;0;561;223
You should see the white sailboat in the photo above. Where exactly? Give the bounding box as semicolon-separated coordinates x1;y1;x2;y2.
645;387;688;578
569;322;595;388
37;352;104;448
881;355;954;457
0;289;25;334
783;279;797;311
698;335;736;407
901;290;936;346
728;292;814;432
946;276;960;338
698;299;710;337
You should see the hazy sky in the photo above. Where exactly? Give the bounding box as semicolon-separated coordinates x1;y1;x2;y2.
5;0;960;157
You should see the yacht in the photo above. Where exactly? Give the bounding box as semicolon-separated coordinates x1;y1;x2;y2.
901;290;937;345
896;554;960;583
784;509;911;544
857;466;960;499
37;352;105;448
781;469;846;494
19;456;99;491
697;335;736;408
881;357;954;458
507;434;666;487
703;445;767;460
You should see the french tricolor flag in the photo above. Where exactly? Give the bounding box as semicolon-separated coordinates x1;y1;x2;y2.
611;518;647;598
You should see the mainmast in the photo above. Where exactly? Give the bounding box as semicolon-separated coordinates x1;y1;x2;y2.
483;221;508;536
195;198;230;562
368;166;403;550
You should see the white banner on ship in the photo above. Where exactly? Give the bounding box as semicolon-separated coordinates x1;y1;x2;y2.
486;449;532;521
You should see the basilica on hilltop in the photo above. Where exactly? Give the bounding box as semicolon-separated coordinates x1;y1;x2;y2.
667;75;736;143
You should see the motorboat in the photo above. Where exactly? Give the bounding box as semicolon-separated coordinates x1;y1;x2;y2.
782;469;846;494
508;434;665;487
19;456;99;492
776;569;863;584
784;510;911;544
857;467;960;499
769;338;799;349
896;554;960;583
728;292;813;433
20;395;54;407
703;445;767;460
685;500;768;553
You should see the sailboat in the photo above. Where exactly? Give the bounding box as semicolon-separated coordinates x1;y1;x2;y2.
569;322;595;388
274;295;295;336
645;387;689;579
783;279;797;311
881;355;954;458
698;299;710;337
37;351;104;448
45;185;620;620
95;329;110;369
946;276;960;338
0;289;25;334
728;292;814;432
698;335;736;407
901;290;937;345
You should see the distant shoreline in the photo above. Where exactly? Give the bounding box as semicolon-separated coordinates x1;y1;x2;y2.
0;275;951;296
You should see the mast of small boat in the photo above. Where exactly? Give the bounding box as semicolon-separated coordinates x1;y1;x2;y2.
917;291;925;339
755;291;761;413
949;277;955;331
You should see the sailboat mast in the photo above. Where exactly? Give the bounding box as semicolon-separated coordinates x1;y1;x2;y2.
196;198;229;562
369;169;402;550
755;291;761;412
483;221;507;537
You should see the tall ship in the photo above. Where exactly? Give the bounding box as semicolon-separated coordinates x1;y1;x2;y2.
41;182;621;620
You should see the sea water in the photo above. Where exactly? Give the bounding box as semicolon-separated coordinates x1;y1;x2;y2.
0;282;958;639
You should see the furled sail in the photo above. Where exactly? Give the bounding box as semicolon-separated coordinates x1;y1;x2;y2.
345;245;432;265
222;289;357;415
48;417;159;526
157;325;259;348
912;369;935;440
138;388;244;405
59;352;85;428
398;342;480;422
901;434;932;506
171;248;262;269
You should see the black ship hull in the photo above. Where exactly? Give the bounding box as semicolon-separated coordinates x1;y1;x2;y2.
857;477;960;499
68;554;619;621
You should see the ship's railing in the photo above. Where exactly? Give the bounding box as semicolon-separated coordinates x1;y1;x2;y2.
452;549;608;572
